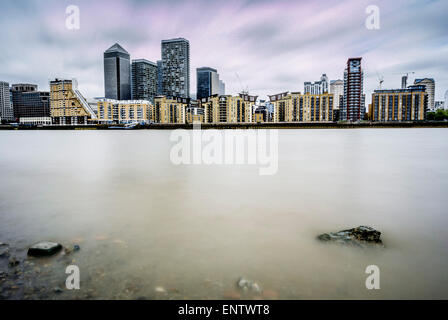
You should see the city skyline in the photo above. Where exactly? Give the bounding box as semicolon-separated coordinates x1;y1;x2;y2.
0;0;447;101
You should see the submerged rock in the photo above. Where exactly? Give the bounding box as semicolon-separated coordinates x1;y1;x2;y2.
27;242;62;257
317;226;383;247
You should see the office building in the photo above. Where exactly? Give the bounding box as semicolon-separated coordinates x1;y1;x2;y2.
369;85;427;121
341;58;365;122
186;100;204;124
11;84;50;121
50;79;97;125
269;92;334;122
219;80;226;96
414;78;435;111
97;99;150;124
104;43;131;100
161;38;190;98
0;81;14;121
304;74;329;95
330;79;344;109
196;67;220;100
131;59;158;103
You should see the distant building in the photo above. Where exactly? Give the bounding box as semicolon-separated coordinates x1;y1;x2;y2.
200;94;257;123
151;95;189;124
414;78;435;111
330;80;343;110
196;67;219;100
50;79;97;125
186;100;204;124
0;81;14;121
445;90;448;110
304;74;329;95
131;59;158;103
341;58;365;122
434;101;444;112
104;43;131;100
157;60;163;95
161;38;190;98
97;99;150;124
219;80;226;96
11;84;50;121
369;85;427;121
269;92;334;123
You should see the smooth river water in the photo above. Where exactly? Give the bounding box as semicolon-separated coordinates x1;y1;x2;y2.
0;128;447;299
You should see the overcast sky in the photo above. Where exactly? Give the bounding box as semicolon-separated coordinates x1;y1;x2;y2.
0;0;447;101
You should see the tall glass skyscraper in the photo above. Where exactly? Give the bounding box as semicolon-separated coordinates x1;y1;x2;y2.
131;59;158;103
196;67;219;100
157;60;163;95
104;43;131;100
161;38;190;98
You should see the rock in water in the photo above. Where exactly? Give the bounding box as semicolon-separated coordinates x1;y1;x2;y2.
317;226;383;247
27;242;62;257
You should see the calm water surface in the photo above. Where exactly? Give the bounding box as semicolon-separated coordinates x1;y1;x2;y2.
0;129;447;299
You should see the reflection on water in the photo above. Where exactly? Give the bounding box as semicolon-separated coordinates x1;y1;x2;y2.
0;129;448;299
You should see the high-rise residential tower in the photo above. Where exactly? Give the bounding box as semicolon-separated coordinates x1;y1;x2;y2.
0;81;14;122
157;60;163;95
104;43;131;100
196;67;220;100
131;59;158;103
414;78;435;111
341;58;365;122
161;38;190;98
330;80;344;110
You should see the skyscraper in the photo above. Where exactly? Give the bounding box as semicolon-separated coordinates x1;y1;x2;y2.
341;58;365;122
104;43;131;100
157;60;163;95
414;78;435;111
131;59;158;103
330;79;344;110
196;67;219;100
0;81;13;122
161;38;190;98
304;74;329;95
219;80;226;96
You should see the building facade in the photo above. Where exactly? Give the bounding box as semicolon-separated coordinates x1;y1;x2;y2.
369;85;427;122
0;81;14;122
414;78;435;111
11;84;50;121
186;100;204;124
341;58;365;122
196;67;220;100
304;74;329;95
201;94;257;124
330;79;344;110
97;99;150;124
157;60;163;95
161;38;190;98
151;96;188;124
104;43;131;100
131;59;158;103
219;80;226;96
269;92;334;123
50;79;97;125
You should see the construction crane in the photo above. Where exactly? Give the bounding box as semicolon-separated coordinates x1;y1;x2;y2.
376;71;384;90
235;72;249;95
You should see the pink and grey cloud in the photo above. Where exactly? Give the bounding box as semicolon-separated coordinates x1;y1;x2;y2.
0;0;447;100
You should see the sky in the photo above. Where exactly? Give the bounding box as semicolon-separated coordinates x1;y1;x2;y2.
0;0;447;101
